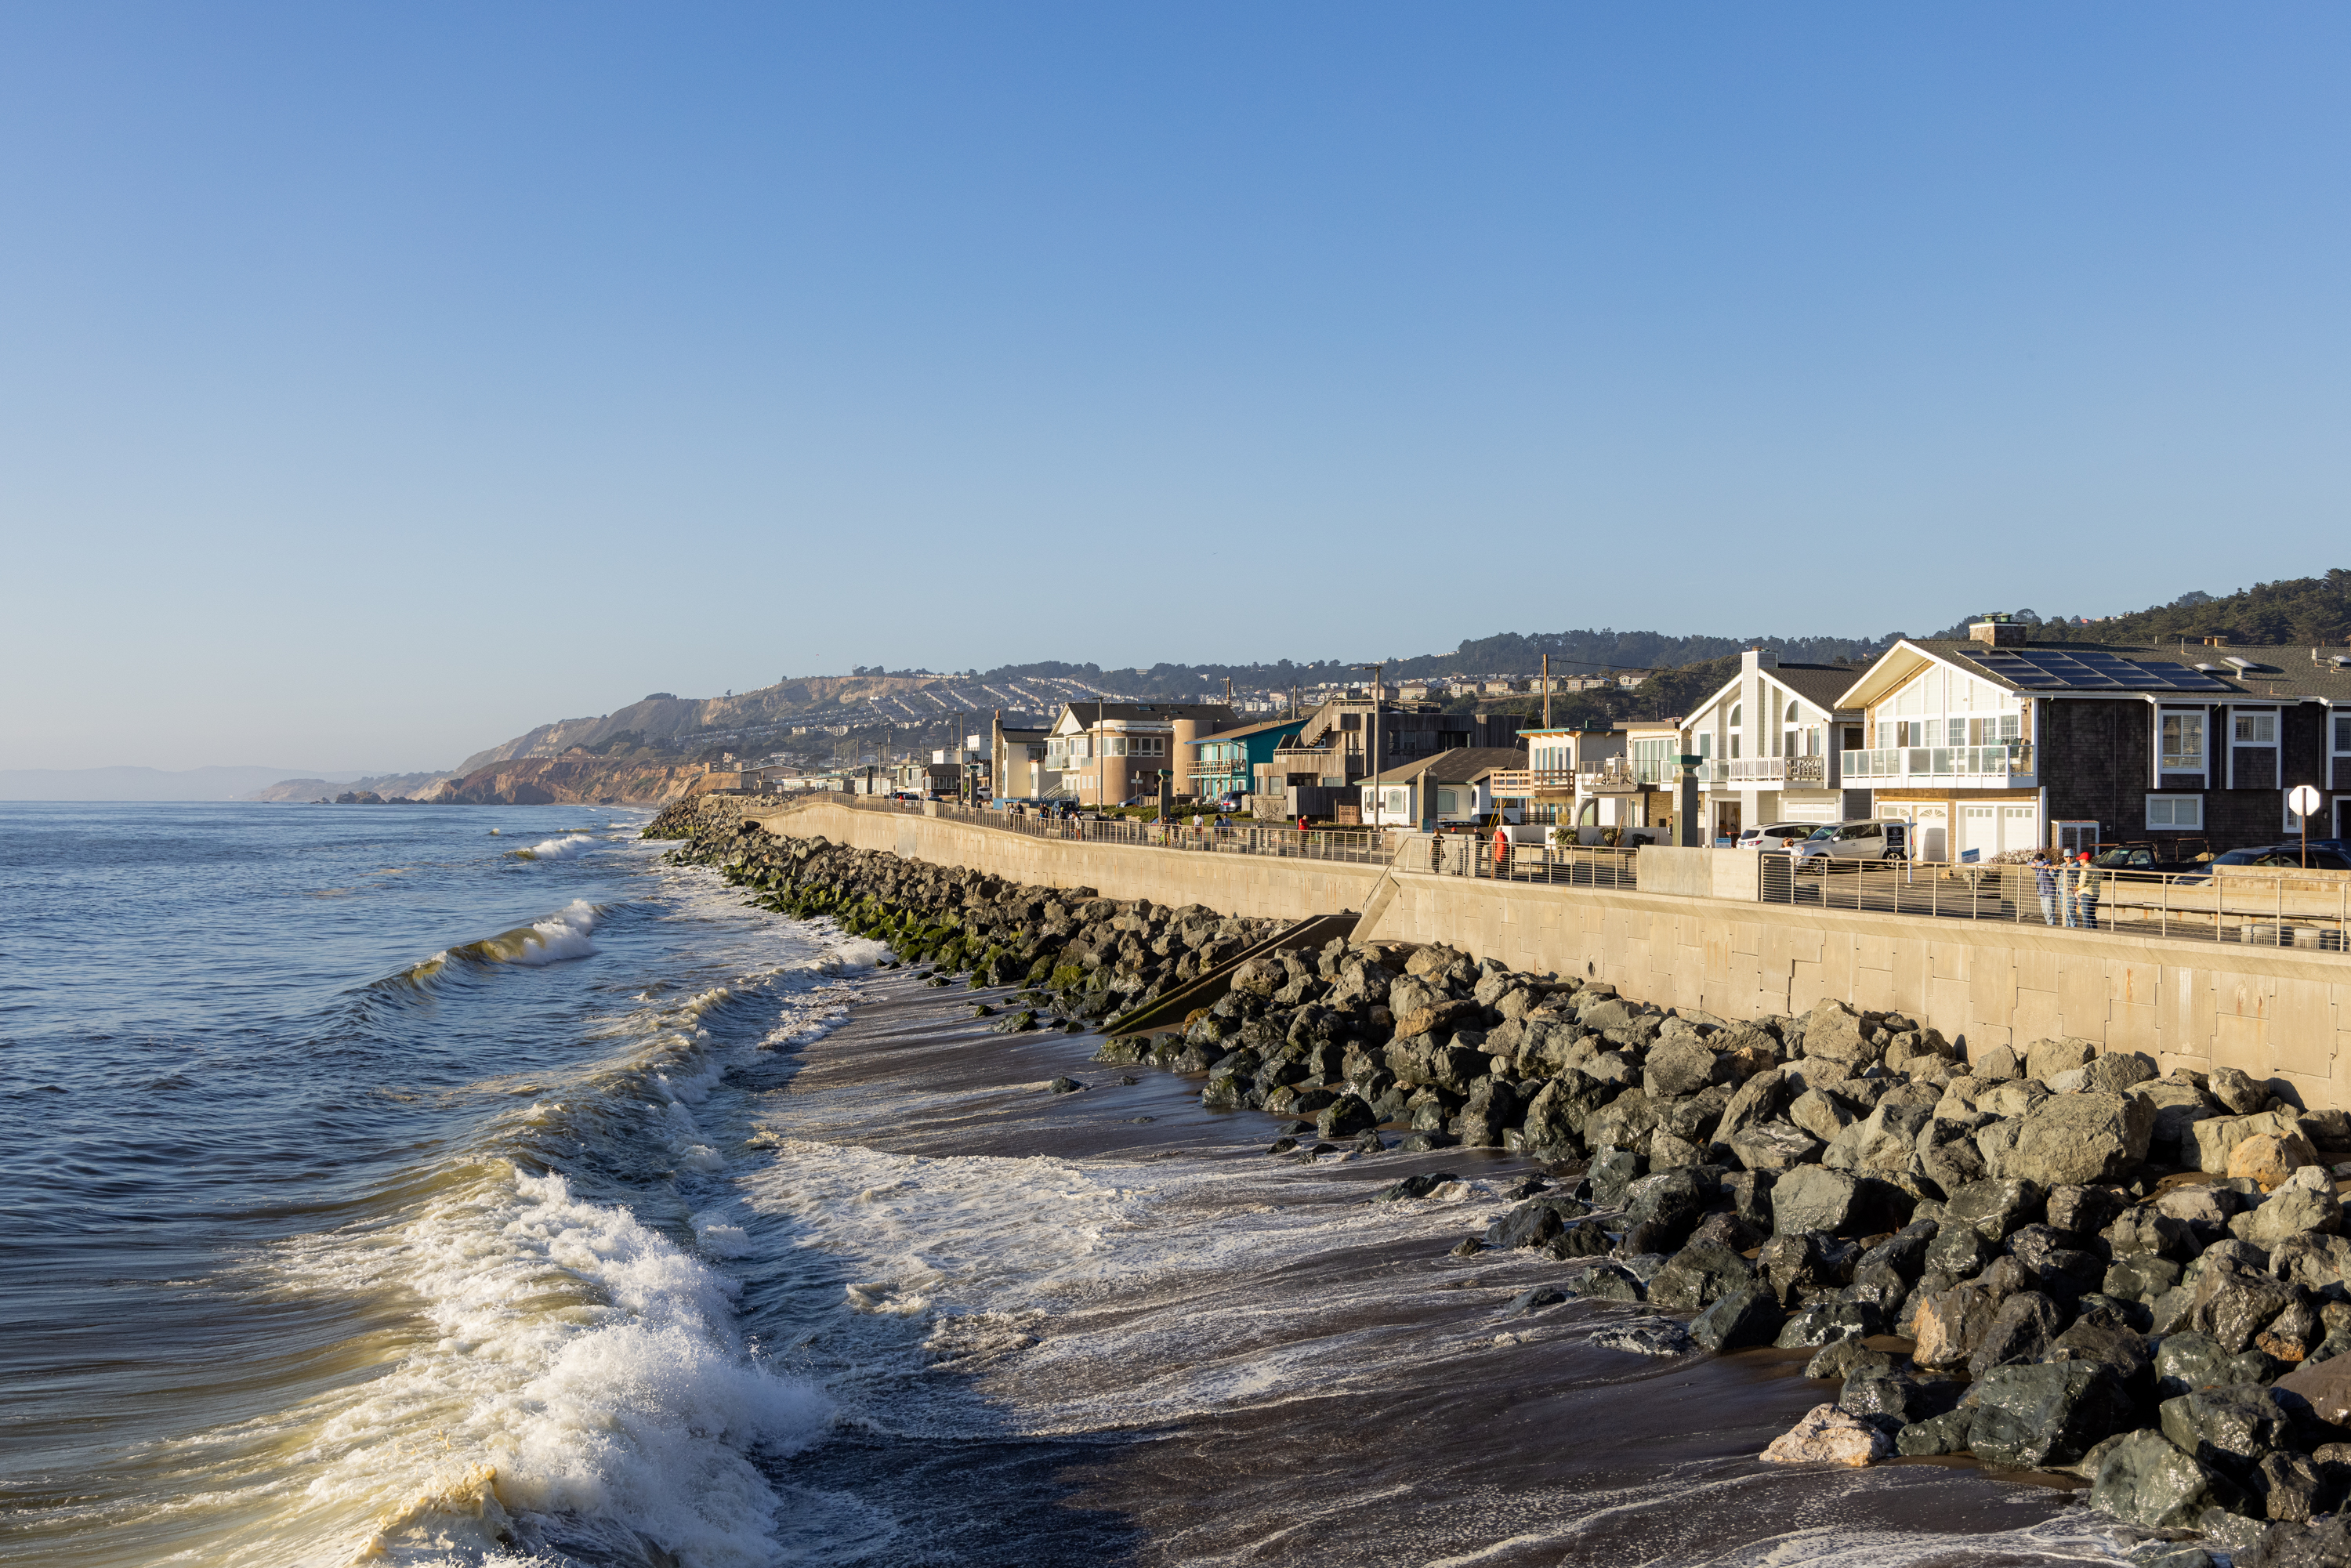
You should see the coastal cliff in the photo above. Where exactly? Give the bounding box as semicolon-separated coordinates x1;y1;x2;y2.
430;755;719;806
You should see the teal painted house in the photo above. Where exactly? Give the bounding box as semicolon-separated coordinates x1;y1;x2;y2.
1189;717;1307;802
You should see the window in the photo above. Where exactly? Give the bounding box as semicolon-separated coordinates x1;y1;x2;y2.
1437;788;1459;814
2147;795;2204;830
2335;713;2351;753
1384;788;1408;814
1697;733;1712;758
1729;703;1742;728
2160;712;2205;773
2235;712;2277;744
1785;701;1799;724
1947;718;1966;746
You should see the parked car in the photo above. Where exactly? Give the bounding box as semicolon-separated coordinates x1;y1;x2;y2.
2175;845;2351;882
1791;820;1911;870
1737;822;1822;851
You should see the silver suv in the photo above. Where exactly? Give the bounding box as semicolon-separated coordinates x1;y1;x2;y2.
1737;822;1821;851
1791;819;1911;869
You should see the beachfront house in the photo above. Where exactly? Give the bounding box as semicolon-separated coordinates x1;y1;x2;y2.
1188;715;1308;806
1829;616;2351;860
1682;649;1874;843
1044;701;1237;807
988;712;1056;802
1357;747;1531;829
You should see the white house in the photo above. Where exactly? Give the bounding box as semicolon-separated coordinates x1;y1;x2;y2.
1683;649;1873;842
1357;747;1529;829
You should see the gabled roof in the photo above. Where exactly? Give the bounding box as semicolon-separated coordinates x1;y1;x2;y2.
1685;661;1872;726
1843;639;2351;708
1367;746;1528;786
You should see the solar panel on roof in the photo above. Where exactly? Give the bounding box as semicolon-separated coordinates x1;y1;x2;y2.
1961;647;2231;691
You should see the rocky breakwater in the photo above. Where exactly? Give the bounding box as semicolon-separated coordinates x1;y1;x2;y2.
643;801;1284;1016
649;799;2351;1561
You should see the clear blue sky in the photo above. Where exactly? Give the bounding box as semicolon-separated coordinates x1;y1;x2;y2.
4;3;2346;771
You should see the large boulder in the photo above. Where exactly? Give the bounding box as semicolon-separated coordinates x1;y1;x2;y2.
1715;1067;1790;1146
1969;1291;2067;1378
1789;1087;1857;1144
1728;1120;1821;1172
1912;1283;2003;1372
2230;1186;2344;1251
1644;1037;1720;1099
1982;1093;2155;1186
2025;1037;2098;1083
2155;1331;2278;1403
2274;1355;2351;1425
1802;1001;1878;1069
2208;1066;2272;1116
1770;1167;1857;1237
1968;1361;2134;1470
2091;1429;2229;1530
2079;1052;2160;1095
2230;1132;2323;1192
1648;1239;1755;1312
1944;1179;2048;1241
2194;1111;2303;1175
1760;1403;1890;1466
2160;1384;2293;1490
1689;1282;1785;1351
1824;1100;1937;1174
1519;1070;1609;1153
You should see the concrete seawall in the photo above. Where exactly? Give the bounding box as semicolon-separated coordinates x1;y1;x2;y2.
745;800;2351;1110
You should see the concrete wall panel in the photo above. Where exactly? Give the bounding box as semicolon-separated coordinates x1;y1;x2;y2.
748;802;2351;1109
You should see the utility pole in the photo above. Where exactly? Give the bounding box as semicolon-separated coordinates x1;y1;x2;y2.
1351;661;1384;826
1542;653;1551;729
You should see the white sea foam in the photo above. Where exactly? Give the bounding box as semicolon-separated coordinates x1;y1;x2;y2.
513;834;597;862
289;1166;831;1567
503;899;600;964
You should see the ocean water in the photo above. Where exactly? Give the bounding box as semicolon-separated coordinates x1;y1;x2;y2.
0;802;2148;1567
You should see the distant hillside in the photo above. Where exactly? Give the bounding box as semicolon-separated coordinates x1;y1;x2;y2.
1;766;371;802
270;574;2347;803
247;770;456;802
1926;570;2351;649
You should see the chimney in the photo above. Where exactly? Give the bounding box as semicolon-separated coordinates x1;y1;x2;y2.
1969;614;2025;647
1741;646;1778;672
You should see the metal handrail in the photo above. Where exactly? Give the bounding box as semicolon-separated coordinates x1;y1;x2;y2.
1755;852;2349;954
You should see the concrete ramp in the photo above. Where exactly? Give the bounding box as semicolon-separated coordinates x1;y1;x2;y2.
1104;911;1360;1038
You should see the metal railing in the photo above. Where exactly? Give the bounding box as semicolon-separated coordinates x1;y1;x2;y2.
746;794;2351;958
1426;835;1644;888
1722;755;1830;786
755;791;1392;864
1840;741;2033;782
1755;852;2351;952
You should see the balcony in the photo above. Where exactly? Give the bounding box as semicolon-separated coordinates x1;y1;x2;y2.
1840;743;2032;783
1581;759;1661;793
1720;756;1828;787
1485;768;1532;795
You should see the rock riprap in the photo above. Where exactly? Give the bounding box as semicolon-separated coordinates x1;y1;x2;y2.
650;798;2351;1555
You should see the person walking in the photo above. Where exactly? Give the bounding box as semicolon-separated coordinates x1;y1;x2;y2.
2076;850;2103;931
2031;853;2059;925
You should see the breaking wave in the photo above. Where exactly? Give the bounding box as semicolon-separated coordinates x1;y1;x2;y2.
292;1165;833;1567
509;835;597;862
395;900;606;983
